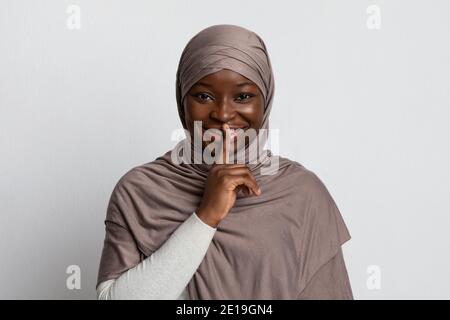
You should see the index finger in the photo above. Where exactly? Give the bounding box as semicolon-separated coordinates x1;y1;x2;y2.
216;123;230;165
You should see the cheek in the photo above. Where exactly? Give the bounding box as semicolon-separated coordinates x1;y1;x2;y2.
185;99;210;120
184;103;208;131
244;99;264;127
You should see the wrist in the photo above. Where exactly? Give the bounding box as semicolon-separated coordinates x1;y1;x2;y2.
195;209;220;228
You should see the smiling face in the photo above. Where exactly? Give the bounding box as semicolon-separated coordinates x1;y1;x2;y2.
184;69;265;160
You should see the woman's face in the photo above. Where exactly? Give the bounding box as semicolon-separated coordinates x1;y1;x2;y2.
184;69;264;159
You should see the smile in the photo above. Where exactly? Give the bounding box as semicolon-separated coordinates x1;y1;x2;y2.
202;126;249;139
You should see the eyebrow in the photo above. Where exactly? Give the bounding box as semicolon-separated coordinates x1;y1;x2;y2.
236;82;256;87
194;81;256;88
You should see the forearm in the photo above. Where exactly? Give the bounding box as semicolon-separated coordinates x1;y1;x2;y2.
96;212;216;300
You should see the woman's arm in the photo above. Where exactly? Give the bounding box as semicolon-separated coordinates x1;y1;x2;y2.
96;212;216;300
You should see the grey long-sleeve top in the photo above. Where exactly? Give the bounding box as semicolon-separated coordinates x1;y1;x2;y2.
96;212;217;300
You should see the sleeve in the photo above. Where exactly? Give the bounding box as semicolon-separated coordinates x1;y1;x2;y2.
96;212;217;300
296;171;353;299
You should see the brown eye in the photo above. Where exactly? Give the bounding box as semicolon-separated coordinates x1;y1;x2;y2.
195;93;213;102
236;93;254;102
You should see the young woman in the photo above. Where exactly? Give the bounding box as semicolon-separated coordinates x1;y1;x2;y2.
96;24;353;300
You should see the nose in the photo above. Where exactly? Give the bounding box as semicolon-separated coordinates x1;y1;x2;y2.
210;98;236;123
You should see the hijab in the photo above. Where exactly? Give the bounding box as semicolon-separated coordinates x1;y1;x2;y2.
96;24;352;299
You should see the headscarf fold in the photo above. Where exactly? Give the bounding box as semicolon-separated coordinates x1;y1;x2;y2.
97;24;352;299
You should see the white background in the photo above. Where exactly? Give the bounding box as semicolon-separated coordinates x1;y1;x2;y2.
1;0;449;299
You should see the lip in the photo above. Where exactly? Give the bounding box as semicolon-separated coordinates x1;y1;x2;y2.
202;126;249;140
202;126;249;131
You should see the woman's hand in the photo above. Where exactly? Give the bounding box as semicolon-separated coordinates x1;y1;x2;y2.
196;124;261;228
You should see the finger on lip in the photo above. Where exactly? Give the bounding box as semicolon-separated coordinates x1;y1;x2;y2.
221;123;229;164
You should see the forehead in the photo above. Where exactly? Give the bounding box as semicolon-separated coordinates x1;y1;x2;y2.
194;69;258;88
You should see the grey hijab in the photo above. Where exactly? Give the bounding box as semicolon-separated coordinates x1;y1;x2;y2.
97;24;353;299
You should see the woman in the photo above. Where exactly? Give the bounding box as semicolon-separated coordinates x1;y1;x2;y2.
96;24;353;300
